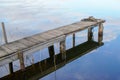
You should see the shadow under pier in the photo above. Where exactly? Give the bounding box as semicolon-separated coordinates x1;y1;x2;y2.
0;40;104;80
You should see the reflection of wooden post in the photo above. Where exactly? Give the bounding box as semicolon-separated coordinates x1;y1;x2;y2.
60;40;66;60
73;33;75;47
48;45;55;58
18;50;25;71
88;27;93;41
1;22;14;74
39;62;42;72
8;63;13;74
98;23;103;45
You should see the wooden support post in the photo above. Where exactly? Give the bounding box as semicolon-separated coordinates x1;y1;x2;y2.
73;33;75;47
60;40;66;60
18;50;25;71
18;50;26;80
88;27;93;41
1;22;8;43
98;23;103;45
1;22;14;73
48;45;55;58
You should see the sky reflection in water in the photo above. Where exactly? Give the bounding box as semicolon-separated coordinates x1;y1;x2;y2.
0;0;120;80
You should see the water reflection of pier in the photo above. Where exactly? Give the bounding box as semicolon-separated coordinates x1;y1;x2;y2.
1;40;104;80
0;16;105;79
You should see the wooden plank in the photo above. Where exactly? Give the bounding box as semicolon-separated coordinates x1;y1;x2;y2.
56;22;98;35
30;34;46;42
1;46;14;54
73;22;96;28
4;41;27;52
45;30;63;37
39;33;57;40
71;21;87;26
64;25;80;31
0;47;8;58
57;27;72;35
0;53;18;66
24;37;40;43
18;38;37;47
30;32;57;41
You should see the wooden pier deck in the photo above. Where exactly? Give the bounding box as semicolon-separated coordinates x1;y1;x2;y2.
0;17;105;76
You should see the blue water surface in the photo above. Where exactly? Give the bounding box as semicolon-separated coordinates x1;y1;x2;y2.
0;0;120;80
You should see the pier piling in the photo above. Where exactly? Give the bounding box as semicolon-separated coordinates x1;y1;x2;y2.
1;22;14;74
18;50;25;71
60;40;66;60
98;23;103;44
88;27;93;41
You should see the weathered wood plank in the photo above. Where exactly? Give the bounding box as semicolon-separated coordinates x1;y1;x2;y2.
3;41;27;52
18;38;36;47
24;37;40;43
0;47;8;58
28;34;46;43
45;30;63;37
39;33;59;40
56;21;99;35
1;46;14;54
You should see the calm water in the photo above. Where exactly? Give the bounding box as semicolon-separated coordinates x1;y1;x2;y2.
0;0;120;80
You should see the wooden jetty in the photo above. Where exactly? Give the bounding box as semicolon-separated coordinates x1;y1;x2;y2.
0;16;105;77
0;41;104;80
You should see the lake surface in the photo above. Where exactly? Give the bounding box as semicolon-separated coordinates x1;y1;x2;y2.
0;0;120;80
